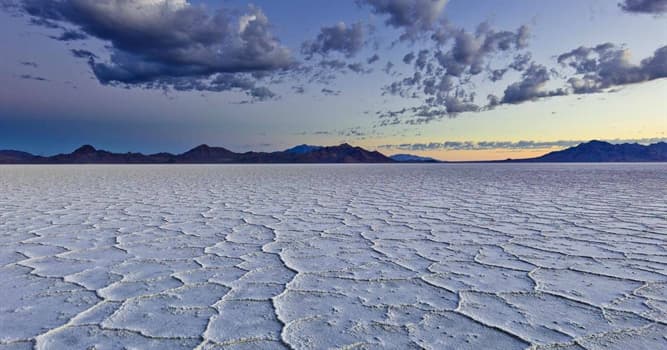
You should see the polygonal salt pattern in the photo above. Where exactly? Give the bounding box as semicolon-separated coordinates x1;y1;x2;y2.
0;164;666;349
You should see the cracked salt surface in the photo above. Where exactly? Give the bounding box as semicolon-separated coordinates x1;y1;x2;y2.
0;164;666;350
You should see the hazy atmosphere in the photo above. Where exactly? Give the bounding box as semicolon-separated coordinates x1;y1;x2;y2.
1;0;665;160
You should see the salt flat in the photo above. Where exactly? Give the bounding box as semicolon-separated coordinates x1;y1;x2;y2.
0;164;666;350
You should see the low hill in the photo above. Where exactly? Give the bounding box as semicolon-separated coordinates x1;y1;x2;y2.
390;154;439;163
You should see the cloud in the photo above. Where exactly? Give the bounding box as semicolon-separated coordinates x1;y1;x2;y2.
341;127;366;137
347;62;371;74
442;95;480;113
366;54;380;64
378;106;448;126
433;23;530;78
318;59;348;70
70;48;97;59
378;138;667;151
380;21;532;123
302;22;365;58
19;74;48;81
168;73;278;101
377;20;666;125
321;88;341;96
558;43;667;93
402;52;415;64
292;85;306;94
501;63;566;104
12;0;292;99
382;61;395;74
51;29;87;41
20;61;38;68
357;0;448;40
619;0;667;14
509;52;532;71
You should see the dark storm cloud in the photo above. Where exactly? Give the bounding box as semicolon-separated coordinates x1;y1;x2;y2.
302;22;365;58
9;0;292;100
357;0;448;40
619;0;667;14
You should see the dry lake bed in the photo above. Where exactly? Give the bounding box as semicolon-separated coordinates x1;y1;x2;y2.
1;164;666;349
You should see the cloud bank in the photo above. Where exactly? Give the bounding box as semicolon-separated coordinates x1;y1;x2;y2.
379;37;667;125
379;138;667;151
619;0;667;14
3;0;666;112
559;43;667;94
14;0;293;100
379;21;536;124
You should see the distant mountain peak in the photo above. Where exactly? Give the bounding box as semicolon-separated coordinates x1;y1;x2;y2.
526;140;667;162
284;144;323;154
73;145;97;154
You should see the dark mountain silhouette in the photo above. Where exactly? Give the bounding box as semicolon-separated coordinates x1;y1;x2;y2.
0;150;37;163
284;144;323;154
0;143;393;164
517;140;667;162
286;143;391;163
2;140;665;164
176;144;237;163
46;145;171;164
236;143;392;163
390;154;440;163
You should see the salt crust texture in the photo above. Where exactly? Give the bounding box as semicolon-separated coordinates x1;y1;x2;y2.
0;164;666;349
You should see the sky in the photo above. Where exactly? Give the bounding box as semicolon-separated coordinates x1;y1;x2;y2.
0;0;665;161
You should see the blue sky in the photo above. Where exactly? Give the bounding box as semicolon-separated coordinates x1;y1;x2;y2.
0;0;665;160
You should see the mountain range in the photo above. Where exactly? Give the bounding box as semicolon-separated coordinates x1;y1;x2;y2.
0;143;392;164
1;141;666;164
518;140;667;162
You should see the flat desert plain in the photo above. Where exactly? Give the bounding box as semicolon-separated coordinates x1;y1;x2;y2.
1;164;666;349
